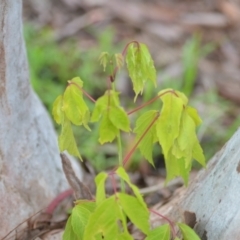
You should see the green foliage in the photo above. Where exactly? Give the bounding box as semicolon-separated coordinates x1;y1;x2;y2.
133;110;158;166
63;78;90;130
95;172;108;204
118;193;150;234
24;24;125;170
51;40;204;239
91;90;130;144
126;43;157;101
52;77;93;160
156;89;205;184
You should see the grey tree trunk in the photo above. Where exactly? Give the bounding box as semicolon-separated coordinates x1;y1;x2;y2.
0;0;68;238
152;128;240;240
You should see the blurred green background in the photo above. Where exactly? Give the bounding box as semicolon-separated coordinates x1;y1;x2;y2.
24;23;240;172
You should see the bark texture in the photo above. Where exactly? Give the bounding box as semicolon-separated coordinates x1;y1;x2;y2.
0;0;68;238
152;128;240;240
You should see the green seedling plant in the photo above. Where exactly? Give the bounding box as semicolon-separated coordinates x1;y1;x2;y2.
52;41;205;239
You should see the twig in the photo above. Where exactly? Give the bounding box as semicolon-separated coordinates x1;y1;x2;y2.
60;153;93;200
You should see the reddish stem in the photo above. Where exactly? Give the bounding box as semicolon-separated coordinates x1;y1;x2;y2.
149;208;176;238
127;89;178;115
110;173;118;196
122;113;159;167
127;95;160;115
45;189;73;215
122;40;140;57
68;81;96;103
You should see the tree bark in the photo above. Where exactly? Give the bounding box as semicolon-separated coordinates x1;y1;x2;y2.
152;128;240;240
0;0;68;238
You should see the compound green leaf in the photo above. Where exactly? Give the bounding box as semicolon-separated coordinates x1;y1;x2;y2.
95;172;108;205
91;90;121;122
126;43;156;101
63;78;90;130
133;110;158;165
118;193;150;235
145;224;171;240
157;90;183;157
83;196;120;240
154;89;205;185
116;167;147;209
91;90;130;143
63;215;79;240
52;95;64;124
178;223;201;240
58;115;82;160
99;52;109;71
71;202;96;239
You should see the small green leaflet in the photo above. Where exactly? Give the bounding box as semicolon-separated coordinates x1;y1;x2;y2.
178;223;201;240
63;77;90;130
145;224;171;240
83;196;123;240
115;53;124;69
58;114;82;160
157;89;183;157
99;52;109;72
118;193;150;235
126;43;156;101
116;167;147;210
52;95;63;124
91;90;130;144
95;172;108;205
133;110;158;166
71;201;96;239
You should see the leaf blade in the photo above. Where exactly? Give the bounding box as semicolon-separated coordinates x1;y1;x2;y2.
118;193;150;235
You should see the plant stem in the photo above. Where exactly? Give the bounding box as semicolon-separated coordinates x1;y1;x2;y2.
117;132;125;192
149;208;176;238
123;113;159;166
68;81;96;103
109;74;125;192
